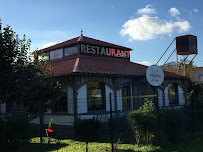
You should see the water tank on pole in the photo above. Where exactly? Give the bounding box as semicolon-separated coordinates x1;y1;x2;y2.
176;35;198;55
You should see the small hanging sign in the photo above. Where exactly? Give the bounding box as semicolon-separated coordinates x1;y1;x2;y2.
146;65;164;86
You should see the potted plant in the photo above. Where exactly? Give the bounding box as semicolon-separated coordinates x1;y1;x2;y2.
46;119;55;138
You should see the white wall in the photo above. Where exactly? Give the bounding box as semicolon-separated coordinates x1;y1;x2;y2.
68;85;74;114
178;85;184;106
105;85;115;111
117;89;122;111
77;84;87;114
164;86;169;106
78;114;110;122
157;88;164;108
30;115;74;126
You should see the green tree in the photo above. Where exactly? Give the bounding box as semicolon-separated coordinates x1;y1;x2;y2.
186;79;203;108
0;20;62;113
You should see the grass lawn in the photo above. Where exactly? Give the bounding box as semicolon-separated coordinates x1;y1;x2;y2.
162;131;203;152
9;131;203;152
19;137;162;152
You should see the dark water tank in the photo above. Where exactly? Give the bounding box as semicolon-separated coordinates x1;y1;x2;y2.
176;35;198;55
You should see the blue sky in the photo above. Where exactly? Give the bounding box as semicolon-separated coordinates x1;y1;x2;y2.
1;0;202;66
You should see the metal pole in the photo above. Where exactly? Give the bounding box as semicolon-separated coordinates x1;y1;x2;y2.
183;55;186;76
40;100;43;152
161;48;176;69
176;52;179;74
156;38;176;65
191;91;194;134
156;90;159;112
109;93;114;152
156;90;160;145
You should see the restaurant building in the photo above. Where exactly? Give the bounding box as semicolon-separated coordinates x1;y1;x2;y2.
1;33;188;127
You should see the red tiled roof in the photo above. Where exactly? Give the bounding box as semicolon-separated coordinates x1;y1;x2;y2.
39;35;132;53
47;57;78;75
47;55;186;79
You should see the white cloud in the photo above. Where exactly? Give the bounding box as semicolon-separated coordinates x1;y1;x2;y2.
169;8;180;17
137;61;152;66
194;9;199;12
42;42;61;48
120;15;191;40
137;4;156;15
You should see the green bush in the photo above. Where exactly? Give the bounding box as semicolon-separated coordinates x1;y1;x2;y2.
0;116;32;150
158;109;184;144
74;117;101;151
48;118;55;129
74;117;101;141
128;99;157;146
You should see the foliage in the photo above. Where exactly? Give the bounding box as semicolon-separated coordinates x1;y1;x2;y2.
0;20;62;113
0;116;32;150
138;98;155;114
74;117;101;141
48;119;55;130
186;79;203;108
74;117;101;151
158;108;184;144
128;99;157;146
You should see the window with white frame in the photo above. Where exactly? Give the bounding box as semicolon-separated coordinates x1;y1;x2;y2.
168;83;179;105
87;82;105;111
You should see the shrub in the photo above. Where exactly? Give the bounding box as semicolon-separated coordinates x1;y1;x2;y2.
74;117;101;141
0;116;32;150
48;119;55;129
74;117;101;151
128;99;157;146
158;108;184;144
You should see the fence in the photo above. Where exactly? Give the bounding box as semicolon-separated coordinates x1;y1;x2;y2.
1;92;203;152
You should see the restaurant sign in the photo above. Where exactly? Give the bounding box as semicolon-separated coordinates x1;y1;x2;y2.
146;65;164;86
80;44;130;59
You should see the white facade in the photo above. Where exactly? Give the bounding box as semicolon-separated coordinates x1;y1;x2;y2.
77;84;87;114
105;85;115;111
157;88;164;108
164;86;169;106
178;85;184;106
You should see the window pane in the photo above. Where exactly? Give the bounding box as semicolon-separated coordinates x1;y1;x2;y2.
45;52;49;60
87;82;105;111
64;45;78;56
122;86;130;108
168;84;178;105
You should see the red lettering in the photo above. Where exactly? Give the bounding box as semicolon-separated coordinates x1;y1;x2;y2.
117;49;121;57
112;49;116;56
106;48;111;56
121;50;126;58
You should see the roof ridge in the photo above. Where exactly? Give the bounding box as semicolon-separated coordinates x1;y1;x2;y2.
77;34;83;41
73;57;80;72
41;36;80;51
82;36;132;50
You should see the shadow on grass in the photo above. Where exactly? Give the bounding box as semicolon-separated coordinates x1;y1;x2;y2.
2;139;69;152
19;142;68;152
